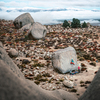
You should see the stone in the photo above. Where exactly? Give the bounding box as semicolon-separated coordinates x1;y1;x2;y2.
13;13;34;29
52;46;78;73
96;52;100;58
22;59;31;64
63;80;74;88
21;23;32;30
28;22;47;39
16;57;31;64
8;48;18;58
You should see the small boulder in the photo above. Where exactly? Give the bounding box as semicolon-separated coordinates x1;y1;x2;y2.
96;52;100;58
21;23;32;30
63;80;74;88
22;59;31;64
8;48;18;58
52;47;78;73
16;57;31;64
13;13;34;29
28;22;47;39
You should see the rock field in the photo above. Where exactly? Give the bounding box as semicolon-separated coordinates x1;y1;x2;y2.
0;19;100;98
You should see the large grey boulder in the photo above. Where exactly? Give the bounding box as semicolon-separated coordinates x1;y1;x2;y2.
79;68;100;100
52;46;78;73
28;22;47;39
13;13;34;29
0;42;78;100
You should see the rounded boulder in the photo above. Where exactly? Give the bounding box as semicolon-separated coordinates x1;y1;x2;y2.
28;22;47;39
13;13;34;29
8;48;18;58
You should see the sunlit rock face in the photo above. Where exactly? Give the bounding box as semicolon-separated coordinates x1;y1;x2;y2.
13;13;34;29
28;22;47;39
52;46;78;73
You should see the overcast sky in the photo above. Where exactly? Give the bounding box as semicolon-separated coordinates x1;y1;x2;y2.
0;0;100;24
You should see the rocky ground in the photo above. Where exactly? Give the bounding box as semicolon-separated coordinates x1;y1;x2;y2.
0;19;100;98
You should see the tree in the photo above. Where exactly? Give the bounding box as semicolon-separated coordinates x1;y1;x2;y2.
71;18;81;28
62;20;70;28
82;21;88;28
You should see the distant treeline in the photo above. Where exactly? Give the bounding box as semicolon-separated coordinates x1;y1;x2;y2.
62;18;88;28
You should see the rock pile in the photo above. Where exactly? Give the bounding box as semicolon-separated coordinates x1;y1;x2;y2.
0;19;100;99
13;13;47;39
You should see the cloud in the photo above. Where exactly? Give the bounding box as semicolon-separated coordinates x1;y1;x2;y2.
0;7;100;25
26;0;100;8
0;0;100;25
0;7;86;13
1;0;100;8
0;2;5;7
0;1;27;8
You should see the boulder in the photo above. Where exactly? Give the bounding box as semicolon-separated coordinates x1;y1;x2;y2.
63;80;74;88
52;46;78;73
21;23;32;30
0;42;78;100
8;48;18;58
0;42;24;78
13;13;34;29
28;22;47;39
22;59;31;64
79;68;100;100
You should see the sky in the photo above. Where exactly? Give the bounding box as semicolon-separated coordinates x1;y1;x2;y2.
0;0;100;24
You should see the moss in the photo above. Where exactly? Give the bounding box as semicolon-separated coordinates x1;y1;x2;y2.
80;84;87;87
52;88;55;90
81;67;87;71
56;81;60;84
34;74;42;80
87;46;91;48
79;57;85;61
77;55;80;59
83;54;91;60
90;61;96;66
42;73;51;77
81;63;86;67
80;81;84;84
34;80;40;85
44;56;51;60
39;78;48;82
70;89;77;92
34;74;48;82
32;63;45;67
20;64;25;68
48;79;52;83
85;81;91;84
59;78;64;82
